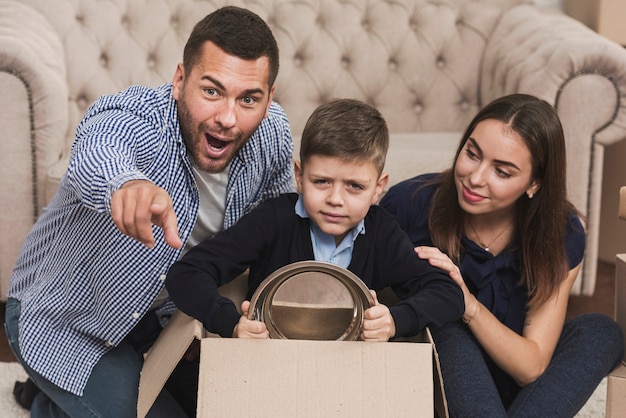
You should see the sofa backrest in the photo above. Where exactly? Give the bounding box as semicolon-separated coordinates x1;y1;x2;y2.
18;0;522;144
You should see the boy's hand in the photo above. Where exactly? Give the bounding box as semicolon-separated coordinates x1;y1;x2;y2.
232;300;269;339
361;290;396;341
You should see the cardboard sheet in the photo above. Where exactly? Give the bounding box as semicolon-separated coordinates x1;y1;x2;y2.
198;338;433;417
606;364;626;417
138;310;446;417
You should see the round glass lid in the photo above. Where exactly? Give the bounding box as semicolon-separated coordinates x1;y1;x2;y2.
248;261;374;341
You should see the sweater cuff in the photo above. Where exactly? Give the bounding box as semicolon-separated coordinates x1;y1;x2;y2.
209;303;241;338
390;304;420;338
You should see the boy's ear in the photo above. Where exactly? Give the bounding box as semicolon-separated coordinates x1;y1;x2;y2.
294;160;303;194
373;172;389;204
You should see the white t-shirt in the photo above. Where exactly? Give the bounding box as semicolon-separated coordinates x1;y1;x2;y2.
183;163;230;252
152;163;230;308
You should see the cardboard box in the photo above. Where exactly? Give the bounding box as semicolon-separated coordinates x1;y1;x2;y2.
137;310;448;417
565;0;626;45
606;254;626;417
617;186;626;221
606;363;626;417
616;254;626;361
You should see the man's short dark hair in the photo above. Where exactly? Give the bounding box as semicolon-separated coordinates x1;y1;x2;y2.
183;6;279;88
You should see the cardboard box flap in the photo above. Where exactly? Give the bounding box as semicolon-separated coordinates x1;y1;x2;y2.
138;310;203;418
426;327;449;418
606;364;626;417
619;187;626;220
198;338;433;417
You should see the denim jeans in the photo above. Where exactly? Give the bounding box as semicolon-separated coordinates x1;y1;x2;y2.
431;313;624;418
4;298;189;418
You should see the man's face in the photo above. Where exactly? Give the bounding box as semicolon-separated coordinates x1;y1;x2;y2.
172;41;275;173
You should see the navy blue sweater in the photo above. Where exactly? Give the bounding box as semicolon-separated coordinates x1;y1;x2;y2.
166;193;464;338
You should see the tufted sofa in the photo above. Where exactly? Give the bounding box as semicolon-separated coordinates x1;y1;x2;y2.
2;0;626;300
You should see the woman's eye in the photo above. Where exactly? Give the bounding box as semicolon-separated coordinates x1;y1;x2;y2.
495;168;512;178
465;148;478;159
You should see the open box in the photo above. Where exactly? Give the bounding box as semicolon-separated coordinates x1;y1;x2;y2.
606;253;626;417
137;276;449;417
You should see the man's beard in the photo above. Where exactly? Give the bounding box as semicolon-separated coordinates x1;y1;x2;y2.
177;100;239;174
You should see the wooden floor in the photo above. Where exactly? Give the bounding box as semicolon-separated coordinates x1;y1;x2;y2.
0;261;617;363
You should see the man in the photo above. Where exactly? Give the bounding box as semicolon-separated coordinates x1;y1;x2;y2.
5;6;293;417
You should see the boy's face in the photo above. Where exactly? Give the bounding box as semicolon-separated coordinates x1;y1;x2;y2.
295;155;389;245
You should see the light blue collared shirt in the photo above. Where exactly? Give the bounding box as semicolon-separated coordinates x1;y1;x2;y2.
295;195;365;268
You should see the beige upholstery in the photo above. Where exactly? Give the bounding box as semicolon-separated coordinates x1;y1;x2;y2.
2;0;626;300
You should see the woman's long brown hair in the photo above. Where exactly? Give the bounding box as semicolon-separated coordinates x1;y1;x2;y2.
428;94;582;310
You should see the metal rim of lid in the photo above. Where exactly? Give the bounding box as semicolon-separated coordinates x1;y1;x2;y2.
248;260;374;341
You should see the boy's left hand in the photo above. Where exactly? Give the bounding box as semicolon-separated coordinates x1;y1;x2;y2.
361;290;396;341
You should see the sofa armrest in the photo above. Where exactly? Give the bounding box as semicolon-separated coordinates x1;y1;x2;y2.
0;0;69;211
0;0;69;299
481;4;626;148
480;4;626;295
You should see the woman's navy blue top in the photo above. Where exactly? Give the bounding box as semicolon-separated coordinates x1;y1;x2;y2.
380;173;586;402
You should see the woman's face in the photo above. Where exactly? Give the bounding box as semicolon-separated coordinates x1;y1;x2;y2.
454;119;539;218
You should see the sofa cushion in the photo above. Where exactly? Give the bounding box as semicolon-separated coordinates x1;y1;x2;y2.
293;132;460;190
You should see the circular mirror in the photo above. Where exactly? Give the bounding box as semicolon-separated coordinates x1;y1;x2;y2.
249;261;374;341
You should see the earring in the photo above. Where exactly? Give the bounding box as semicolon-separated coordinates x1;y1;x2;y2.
527;192;534;199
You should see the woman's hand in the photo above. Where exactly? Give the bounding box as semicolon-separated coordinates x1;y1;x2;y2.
414;246;479;321
362;290;395;341
416;246;581;386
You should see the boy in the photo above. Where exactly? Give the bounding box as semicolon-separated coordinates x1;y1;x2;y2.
166;99;464;341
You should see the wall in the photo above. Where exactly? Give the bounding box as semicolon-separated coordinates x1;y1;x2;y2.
600;140;626;262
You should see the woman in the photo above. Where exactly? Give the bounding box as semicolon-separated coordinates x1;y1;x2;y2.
380;94;623;417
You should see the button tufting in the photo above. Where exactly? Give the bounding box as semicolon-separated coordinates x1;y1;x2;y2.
460;100;470;111
121;15;130;29
315;15;325;28
341;55;350;69
170;15;179;29
75;13;84;24
293;53;304;67
99;53;108;68
413;102;424;114
436;57;445;69
147;53;157;69
388;58;398;71
76;95;89;109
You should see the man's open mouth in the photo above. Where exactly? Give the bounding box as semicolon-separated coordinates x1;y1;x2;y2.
207;134;228;150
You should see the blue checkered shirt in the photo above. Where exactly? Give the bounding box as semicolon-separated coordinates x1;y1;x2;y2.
8;83;294;395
